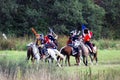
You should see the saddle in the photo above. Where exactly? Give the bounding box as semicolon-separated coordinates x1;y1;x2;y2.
72;47;79;55
67;44;79;55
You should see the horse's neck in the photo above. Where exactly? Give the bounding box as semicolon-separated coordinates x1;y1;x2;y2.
32;44;39;55
80;42;88;51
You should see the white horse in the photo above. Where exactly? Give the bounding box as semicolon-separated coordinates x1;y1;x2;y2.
27;42;40;63
46;48;65;67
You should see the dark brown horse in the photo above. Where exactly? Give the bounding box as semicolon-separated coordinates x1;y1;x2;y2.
27;46;34;62
58;45;81;66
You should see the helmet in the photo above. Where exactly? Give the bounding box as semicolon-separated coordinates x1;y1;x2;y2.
84;28;89;34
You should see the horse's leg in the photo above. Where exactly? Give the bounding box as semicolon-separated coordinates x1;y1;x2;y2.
77;53;80;66
65;56;68;66
82;55;85;65
67;55;71;66
85;56;88;66
75;57;78;65
75;56;80;66
77;56;80;66
27;51;30;61
27;47;32;61
49;49;61;67
94;53;98;65
83;55;88;66
36;54;40;64
89;53;93;65
60;56;65;66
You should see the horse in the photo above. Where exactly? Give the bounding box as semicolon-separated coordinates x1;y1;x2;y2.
58;41;81;66
46;48;65;67
34;41;65;67
91;43;98;64
77;39;98;66
26;42;40;63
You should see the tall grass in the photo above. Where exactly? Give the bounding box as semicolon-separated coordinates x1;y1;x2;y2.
0;50;120;80
93;39;120;50
0;36;34;50
0;35;120;50
0;59;120;80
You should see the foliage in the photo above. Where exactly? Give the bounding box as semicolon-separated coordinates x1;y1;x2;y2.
80;0;105;39
93;39;120;50
0;36;120;50
0;36;34;50
95;0;120;39
0;0;119;39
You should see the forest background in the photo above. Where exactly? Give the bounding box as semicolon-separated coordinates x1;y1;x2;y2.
0;0;119;39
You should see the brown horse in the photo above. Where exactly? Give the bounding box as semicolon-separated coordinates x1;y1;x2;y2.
58;45;81;66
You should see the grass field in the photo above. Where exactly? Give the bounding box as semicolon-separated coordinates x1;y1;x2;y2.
0;49;120;80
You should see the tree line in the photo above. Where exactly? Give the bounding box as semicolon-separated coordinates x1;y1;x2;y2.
0;0;119;39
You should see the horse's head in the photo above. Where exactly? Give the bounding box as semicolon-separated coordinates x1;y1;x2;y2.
27;42;34;47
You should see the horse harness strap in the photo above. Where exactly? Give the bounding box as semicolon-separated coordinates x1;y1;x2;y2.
85;45;92;52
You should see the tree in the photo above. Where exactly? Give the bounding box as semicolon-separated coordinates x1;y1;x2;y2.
94;0;120;39
80;0;105;39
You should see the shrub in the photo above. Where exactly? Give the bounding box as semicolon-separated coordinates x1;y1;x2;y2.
0;36;120;50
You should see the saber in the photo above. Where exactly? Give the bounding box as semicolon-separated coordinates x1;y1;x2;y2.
77;30;81;35
49;27;58;39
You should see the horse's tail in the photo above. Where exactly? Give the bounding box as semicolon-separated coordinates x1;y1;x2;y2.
27;46;32;60
60;46;66;55
55;49;65;59
57;46;66;61
93;45;97;53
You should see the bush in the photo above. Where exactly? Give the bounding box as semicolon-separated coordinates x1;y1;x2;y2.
0;38;15;50
0;36;34;50
0;36;119;50
93;39;120;50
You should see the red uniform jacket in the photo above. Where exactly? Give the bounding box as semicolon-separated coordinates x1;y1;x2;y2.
83;31;93;42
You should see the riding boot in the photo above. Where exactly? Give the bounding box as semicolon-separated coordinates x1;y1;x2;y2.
72;47;77;55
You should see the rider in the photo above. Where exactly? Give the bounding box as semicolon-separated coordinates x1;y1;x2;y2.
44;28;65;60
32;33;45;59
82;28;93;52
67;30;80;55
44;28;58;49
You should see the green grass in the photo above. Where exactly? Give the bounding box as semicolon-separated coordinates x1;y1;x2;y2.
98;50;120;64
0;50;120;80
0;49;120;65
